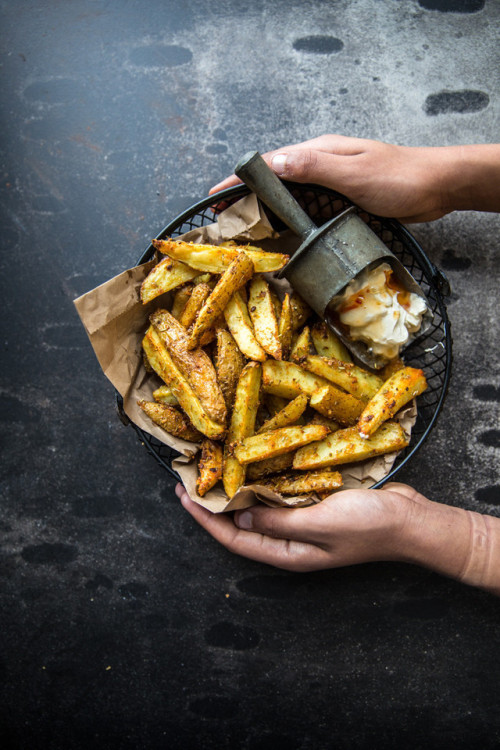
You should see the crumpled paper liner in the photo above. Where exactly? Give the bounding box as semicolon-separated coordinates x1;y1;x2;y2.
74;193;416;513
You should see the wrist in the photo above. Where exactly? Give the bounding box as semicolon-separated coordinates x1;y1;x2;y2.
438;144;500;214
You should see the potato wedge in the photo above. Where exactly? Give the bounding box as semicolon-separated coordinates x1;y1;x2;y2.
311;322;352;362
263;393;289;416
178;282;212;329
358;366;427;437
223;362;261;498
196;439;223;497
232;424;330;465
153;238;289;273
150;310;226;426
137;400;202;442
188;252;254;350
140;257;198;304
262;360;330;400
302;355;383;402
152;385;178;405
257;469;343;495
223;290;267;362
257;393;309;433
215;328;246;410
171;284;194;320
290;326;312;363
246;452;295;482
248;276;282;359
143;326;225;439
309;384;364;426
278;293;293;360
290;293;312;330
293;421;409;470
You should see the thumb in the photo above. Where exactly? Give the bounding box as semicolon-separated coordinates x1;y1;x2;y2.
267;149;349;191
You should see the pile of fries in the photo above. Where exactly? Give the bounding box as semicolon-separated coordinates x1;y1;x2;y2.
138;238;427;504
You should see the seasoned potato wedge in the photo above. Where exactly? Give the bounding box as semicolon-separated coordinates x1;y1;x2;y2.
290;293;312;330
262;360;330;400
138;400;202;442
256;469;343;495
358;366;427;437
196;439;223;497
188;252;255;350
215;328;246;410
302;355;383;402
309;384;365;426
311;322;352;362
150;310;227;426
257;393;309;433
246;452;295;482
223;362;262;498
178;282;212;329
153;238;289;273
232;424;330;465
290;326;312;363
223;290;267;362
171;284;194;320
293;421;409;470
248;276;282;359
143;326;225;439
278;293;293;360
140;257;198;304
152;385;178;405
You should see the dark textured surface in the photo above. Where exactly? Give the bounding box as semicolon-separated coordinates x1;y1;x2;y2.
1;1;499;748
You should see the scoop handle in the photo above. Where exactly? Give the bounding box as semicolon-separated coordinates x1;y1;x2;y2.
234;151;317;239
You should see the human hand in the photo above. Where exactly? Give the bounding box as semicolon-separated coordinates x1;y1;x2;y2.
175;481;434;572
210;136;500;222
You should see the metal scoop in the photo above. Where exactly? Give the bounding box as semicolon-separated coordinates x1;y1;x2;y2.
234;150;432;369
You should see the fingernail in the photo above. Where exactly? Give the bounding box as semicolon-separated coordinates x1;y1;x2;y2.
237;511;253;530
271;153;287;176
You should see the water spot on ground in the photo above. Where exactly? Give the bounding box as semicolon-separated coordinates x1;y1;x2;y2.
418;0;484;11
478;430;500;449
205;621;260;650
475;486;500;505
441;248;472;270
293;36;344;54
424;90;489;116
85;573;114;591
0;394;39;423
22;543;77;564
24;78;82;103
206;143;227;154
118;581;150;600
129;45;192;68
472;385;500;402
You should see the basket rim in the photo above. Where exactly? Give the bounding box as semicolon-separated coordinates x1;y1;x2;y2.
124;182;453;489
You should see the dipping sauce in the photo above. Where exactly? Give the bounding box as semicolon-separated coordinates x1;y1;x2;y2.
332;262;428;360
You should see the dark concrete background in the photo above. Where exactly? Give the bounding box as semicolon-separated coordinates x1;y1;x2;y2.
1;1;499;748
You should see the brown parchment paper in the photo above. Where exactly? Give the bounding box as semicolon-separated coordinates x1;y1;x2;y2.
74;193;416;513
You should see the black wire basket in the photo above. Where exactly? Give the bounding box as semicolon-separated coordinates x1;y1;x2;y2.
117;183;452;488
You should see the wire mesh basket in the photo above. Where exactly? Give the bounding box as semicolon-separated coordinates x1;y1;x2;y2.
118;183;452;488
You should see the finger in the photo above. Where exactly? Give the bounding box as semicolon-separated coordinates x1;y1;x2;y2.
208;174;243;195
179;491;329;571
233;503;327;545
384;482;429;505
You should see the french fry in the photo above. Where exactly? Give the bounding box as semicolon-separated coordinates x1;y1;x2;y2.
223;290;267;362
278;293;293;360
270;288;281;323
293;421;409;470
246;452;295;482
262;360;330;400
232;424;330;465
143;326;225;440
196;439;223;497
290;292;312;330
188;252;255;350
171;284;194;320
215;328;246;410
309;384;364;426
302;355;383;402
137;400;202;442
248;276;282;359
223;362;261;498
140;257;198;304
153;385;178;405
311;322;352;362
256;469;343;495
257;393;309;433
178;282;212;328
150;310;227;426
263;393;289;416
153;238;289;273
358;366;427;437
